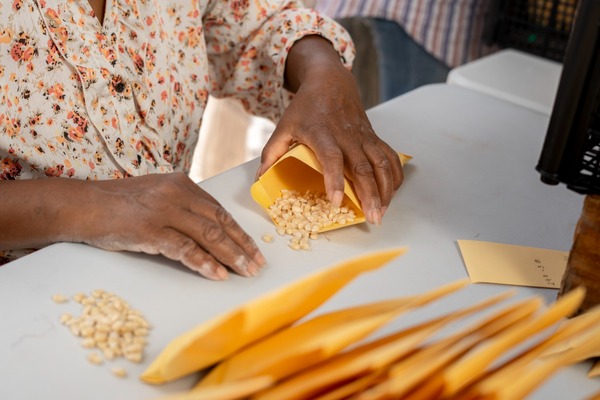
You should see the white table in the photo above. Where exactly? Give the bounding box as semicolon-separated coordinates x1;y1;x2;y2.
447;49;562;115
1;84;596;399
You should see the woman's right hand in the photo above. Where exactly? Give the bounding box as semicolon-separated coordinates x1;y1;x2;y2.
0;173;266;280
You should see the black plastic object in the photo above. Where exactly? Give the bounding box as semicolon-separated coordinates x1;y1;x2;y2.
485;0;579;62
536;0;600;194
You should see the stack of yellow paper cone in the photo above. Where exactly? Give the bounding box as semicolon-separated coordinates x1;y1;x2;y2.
141;248;600;400
141;248;407;385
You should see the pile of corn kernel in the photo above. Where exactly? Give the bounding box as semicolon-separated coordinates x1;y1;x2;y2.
52;290;151;378
265;189;356;250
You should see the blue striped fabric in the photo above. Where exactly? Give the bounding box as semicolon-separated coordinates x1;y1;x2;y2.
313;0;492;67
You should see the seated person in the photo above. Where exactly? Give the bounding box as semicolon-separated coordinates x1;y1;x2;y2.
0;0;404;279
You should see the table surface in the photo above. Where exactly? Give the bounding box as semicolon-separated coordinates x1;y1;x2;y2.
1;84;597;400
447;49;563;115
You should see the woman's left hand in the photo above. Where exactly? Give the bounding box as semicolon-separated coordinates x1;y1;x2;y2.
256;36;404;225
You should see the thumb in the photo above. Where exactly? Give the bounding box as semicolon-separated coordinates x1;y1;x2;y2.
255;132;295;180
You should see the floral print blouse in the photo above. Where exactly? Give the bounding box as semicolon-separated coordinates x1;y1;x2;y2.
0;0;354;264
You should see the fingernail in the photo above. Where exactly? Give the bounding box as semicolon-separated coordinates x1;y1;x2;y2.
370;208;382;226
331;190;344;208
235;256;254;277
254;251;267;267
247;262;260;277
216;267;229;281
214;266;229;281
381;205;388;217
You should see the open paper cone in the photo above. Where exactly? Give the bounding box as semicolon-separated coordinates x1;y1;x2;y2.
250;144;411;232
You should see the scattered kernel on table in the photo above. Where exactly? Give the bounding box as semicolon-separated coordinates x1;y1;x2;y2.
59;313;73;324
51;294;69;304
261;234;274;243
87;351;103;365
111;367;128;378
72;292;87;303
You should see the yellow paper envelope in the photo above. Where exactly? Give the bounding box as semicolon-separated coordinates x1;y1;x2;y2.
457;240;569;288
357;296;542;400
197;309;400;389
141;248;406;384
250;144;411;232
196;280;468;389
251;319;439;400
540;305;600;359
441;287;585;396
314;371;386;400
155;376;274;400
589;359;600;378
460;303;600;400
252;291;512;400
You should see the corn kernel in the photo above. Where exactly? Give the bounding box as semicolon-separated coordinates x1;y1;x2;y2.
261;234;274;243
60;313;73;324
52;294;68;304
111;367;127;378
87;352;103;365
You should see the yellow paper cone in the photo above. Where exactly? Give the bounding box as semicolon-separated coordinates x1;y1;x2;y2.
441;287;585;396
251;291;512;400
155;376;274;400
141;248;406;384
250;144;411;232
196;280;468;389
354;295;542;400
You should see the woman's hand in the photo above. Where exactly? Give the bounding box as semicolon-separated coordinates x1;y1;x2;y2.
0;174;265;280
85;173;266;280
257;36;403;225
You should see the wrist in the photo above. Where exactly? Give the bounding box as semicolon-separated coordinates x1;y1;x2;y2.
285;35;350;92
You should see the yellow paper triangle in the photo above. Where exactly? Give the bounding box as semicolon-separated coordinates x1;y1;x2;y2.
141;248;406;384
196;280;468;389
251;290;512;400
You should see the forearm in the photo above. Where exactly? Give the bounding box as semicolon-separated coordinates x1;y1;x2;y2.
0;175;266;280
0;179;91;250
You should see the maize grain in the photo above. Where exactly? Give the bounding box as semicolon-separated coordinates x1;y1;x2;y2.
59;313;72;324
261;234;274;243
111;367;127;378
54;290;151;373
52;294;68;304
87;352;103;365
268;189;355;251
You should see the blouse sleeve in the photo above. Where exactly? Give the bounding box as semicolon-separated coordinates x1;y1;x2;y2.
202;0;355;122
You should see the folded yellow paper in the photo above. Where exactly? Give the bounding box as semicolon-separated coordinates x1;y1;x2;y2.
250;144;411;232
459;303;600;400
155;376;274;400
251;291;512;400
458;240;568;288
195;280;468;390
197;306;401;388
441;287;585;396
148;280;598;400
355;296;542;399
589;359;600;378
141;248;406;384
315;371;386;400
540;304;600;360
